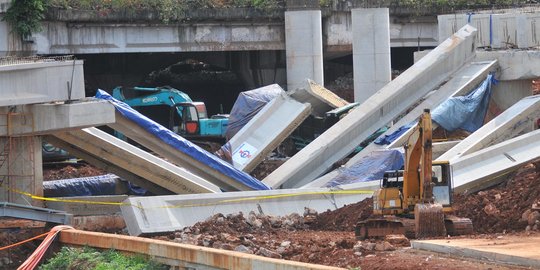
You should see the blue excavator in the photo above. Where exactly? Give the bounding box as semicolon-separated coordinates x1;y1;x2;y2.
112;86;229;146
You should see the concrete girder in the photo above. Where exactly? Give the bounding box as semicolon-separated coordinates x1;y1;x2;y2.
121;188;372;236
451;129;540;194
108;112;259;191
263;25;478;189
49;128;220;195
0;99;115;136
0;60;84;106
229;92;311;173
438;95;540;161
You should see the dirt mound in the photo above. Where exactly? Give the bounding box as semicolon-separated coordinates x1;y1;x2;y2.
310;198;373;231
43;164;106;180
453;161;540;234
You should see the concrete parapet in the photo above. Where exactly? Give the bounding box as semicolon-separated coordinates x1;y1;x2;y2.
263;25;477;189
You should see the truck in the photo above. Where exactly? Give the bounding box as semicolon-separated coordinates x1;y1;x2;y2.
112;86;229;150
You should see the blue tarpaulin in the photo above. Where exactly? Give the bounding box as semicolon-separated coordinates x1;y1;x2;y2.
325;150;404;187
96;90;270;191
374;74;496;145
226;84;283;140
42;174;145;197
432;74;496;132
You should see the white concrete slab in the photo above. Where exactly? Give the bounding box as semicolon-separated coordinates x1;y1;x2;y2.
263;25;478;189
438;95;540;161
352;8;391;104
451;129;540;194
229;92;311;173
121;188;373;236
0;99;115;136
51;128;221;195
0;59;84;106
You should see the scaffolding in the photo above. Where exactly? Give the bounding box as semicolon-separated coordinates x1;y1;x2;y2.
0;111;37;205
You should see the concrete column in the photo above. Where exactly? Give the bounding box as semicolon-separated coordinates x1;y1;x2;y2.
285;10;324;91
352;8;391;104
0;135;43;206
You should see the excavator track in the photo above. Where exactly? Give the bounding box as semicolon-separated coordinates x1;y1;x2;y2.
355;217;415;240
356;215;473;240
445;215;474;236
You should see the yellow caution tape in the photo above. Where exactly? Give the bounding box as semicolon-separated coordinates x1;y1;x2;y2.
1;184;373;211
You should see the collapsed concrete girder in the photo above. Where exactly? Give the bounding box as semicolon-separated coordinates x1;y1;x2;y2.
438;95;540;161
49;128;220;195
263;25;478;189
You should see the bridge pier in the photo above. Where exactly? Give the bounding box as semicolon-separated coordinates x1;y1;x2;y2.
285;8;324;90
352;8;392;104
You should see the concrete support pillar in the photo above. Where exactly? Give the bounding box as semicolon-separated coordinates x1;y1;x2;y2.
285;10;324;91
352;8;391;104
0;135;43;206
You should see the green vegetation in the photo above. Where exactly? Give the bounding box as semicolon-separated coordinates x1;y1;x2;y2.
2;0;47;39
3;0;537;38
39;246;168;270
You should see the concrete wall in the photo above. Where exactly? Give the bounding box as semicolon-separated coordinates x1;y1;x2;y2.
439;11;540;49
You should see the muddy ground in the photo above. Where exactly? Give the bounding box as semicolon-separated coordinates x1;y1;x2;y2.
149;160;539;269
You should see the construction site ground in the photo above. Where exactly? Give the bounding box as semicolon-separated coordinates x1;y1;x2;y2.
5;157;538;269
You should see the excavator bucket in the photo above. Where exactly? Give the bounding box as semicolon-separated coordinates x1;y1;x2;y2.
415;203;446;238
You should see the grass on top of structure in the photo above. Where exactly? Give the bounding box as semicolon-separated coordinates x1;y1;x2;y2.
39;246;167;270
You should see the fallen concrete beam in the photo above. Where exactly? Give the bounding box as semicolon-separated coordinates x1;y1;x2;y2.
438;95;540;161
50;128;220;195
229;92;311;172
385;61;498;150
0;59;84;106
59;229;345;270
288;79;349;117
0;99;115;136
451;129;540;194
121;188;372;236
45;135;174;195
412;236;540;268
108;111;264;191
45;195;127;216
263;25;478;189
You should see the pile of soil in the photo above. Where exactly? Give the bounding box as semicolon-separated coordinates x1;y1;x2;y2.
43;164;106;181
453;161;540;234
310;198;373;231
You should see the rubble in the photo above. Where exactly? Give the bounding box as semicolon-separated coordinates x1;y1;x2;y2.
453;160;540;233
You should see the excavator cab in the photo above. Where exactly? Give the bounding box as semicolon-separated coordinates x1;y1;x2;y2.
171;103;203;135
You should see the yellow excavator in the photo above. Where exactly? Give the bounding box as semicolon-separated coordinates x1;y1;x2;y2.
356;109;473;239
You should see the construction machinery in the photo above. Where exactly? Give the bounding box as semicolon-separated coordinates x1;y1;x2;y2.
355;109;473;239
112;86;229;143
